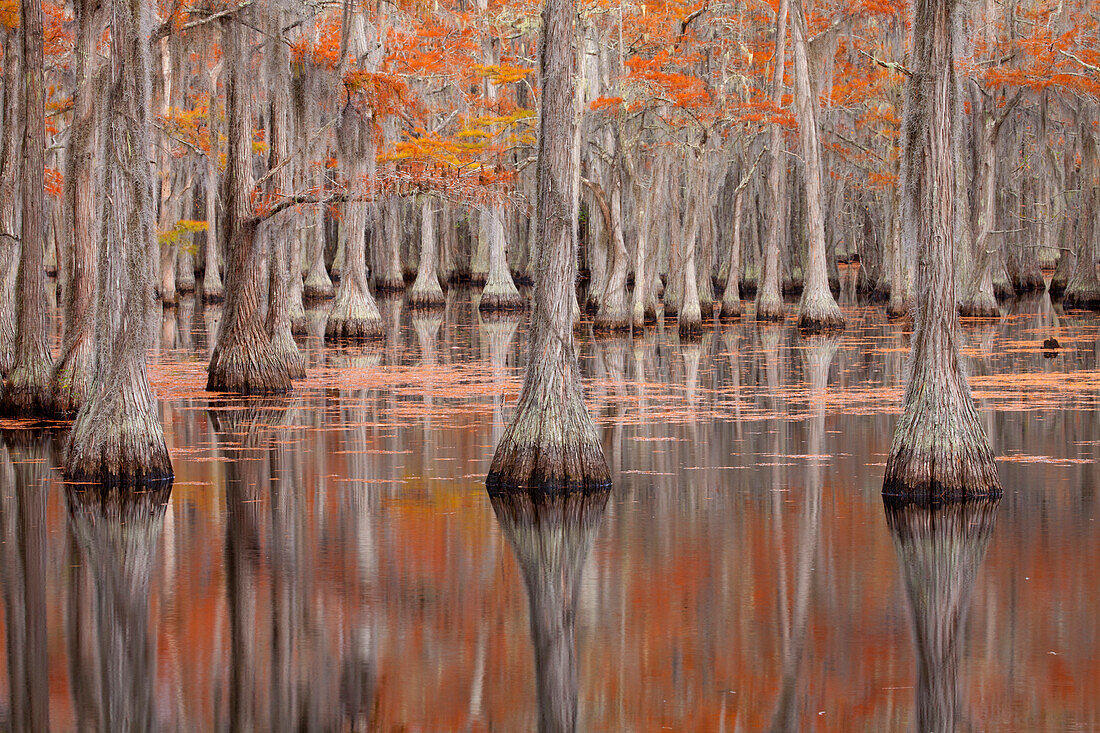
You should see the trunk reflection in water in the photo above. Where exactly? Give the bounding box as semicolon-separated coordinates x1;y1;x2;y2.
66;483;171;732
489;487;610;733
885;497;1000;733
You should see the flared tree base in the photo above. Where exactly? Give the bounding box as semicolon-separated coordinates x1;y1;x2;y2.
0;372;52;418
797;291;845;333
958;294;1000;318
754;291;785;322
325;318;384;342
271;334;306;380
993;279;1015;301
374;275;406;293
593;307;630;334
883;383;1001;501
207;337;292;395
1048;277;1067;299
885;300;911;320
408;286;446;311
1011;272;1045;294
65;400;174;487
1062;281;1100;311
303;284;334;301
678;313;705;339
478;289;528;313
719;298;742;320
489;368;611;492
488;432;611;494
797;308;845;333
201;284;225;304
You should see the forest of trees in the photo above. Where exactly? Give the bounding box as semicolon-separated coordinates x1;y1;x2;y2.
0;0;1096;490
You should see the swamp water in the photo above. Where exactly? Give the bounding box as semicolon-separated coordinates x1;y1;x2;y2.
0;284;1097;730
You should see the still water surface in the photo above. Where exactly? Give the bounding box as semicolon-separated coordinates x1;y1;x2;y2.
1;283;1098;731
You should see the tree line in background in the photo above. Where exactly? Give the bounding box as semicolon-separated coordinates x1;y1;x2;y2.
0;0;1095;489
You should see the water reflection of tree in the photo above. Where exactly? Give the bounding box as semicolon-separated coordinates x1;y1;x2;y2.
489;488;611;733
0;436;51;731
885;497;1000;733
66;482;172;731
769;334;836;732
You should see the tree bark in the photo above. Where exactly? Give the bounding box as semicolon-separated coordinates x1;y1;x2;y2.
756;0;789;322
1;0;53;416
206;15;292;394
0;28;20;377
65;0;173;484
201;60;224;302
264;9;305;379
883;0;1000;499
791;0;844;333
479;203;526;312
1063;125;1100;309
409;195;446;309
50;0;102;416
488;0;610;490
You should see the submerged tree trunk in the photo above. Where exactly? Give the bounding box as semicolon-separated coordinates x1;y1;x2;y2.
50;0;101;416
791;0;844;333
1063;127;1100;309
756;0;789;322
201;62;224;303
409;195;446;309
0;27;21;376
479;203;526;312
65;0;173;484
206;15;292;395
882;0;1000;499
719;185;744;319
326;157;383;340
678;158;708;338
301;163;333;301
1;0;52;416
488;0;610;490
263;6;305;380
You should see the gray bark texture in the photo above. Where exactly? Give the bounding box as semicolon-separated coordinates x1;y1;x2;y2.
65;0;173;484
488;0;610;491
1;0;52;416
882;0;1000;499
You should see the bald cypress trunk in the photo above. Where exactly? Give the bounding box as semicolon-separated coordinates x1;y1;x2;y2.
200;61;224;303
65;0;172;484
1;0;52;416
0;27;21;377
1063;125;1100;309
488;0;610;490
479;203;526;312
720;183;744;320
882;0;1000;499
264;7;305;379
326;154;383;340
409;195;446;309
326;11;384;341
206;15;292;394
50;0;102;415
756;0;789;322
791;1;843;333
